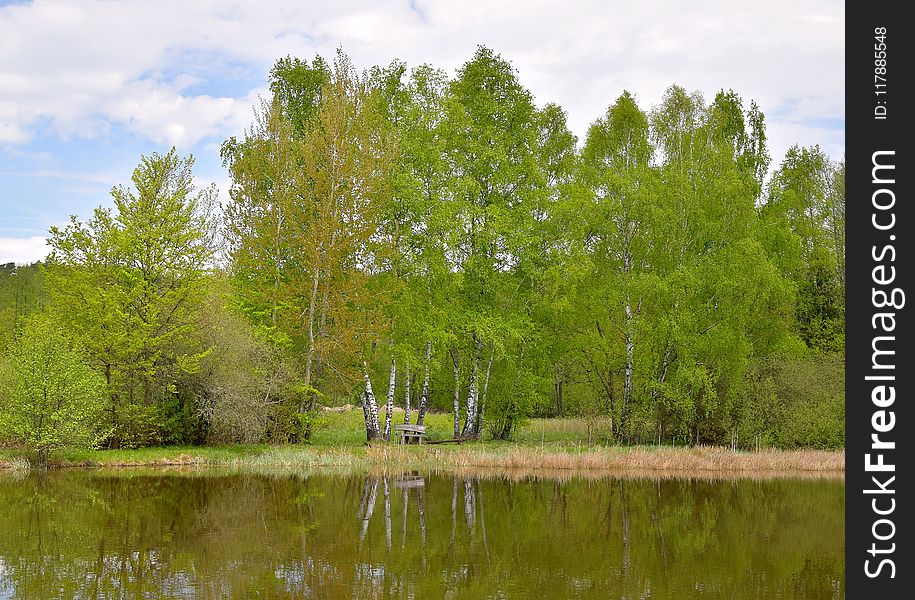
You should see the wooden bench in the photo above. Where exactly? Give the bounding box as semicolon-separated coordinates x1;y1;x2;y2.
393;424;426;445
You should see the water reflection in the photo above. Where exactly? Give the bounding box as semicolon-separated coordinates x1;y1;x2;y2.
0;471;843;599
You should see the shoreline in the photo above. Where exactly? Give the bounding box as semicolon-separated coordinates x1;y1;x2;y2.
0;444;845;479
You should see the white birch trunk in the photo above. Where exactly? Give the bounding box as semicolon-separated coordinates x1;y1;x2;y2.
652;344;675;442
416;341;432;426
403;365;412;425
461;363;479;438
301;266;320;415
383;355;396;441
361;390;373;440
623;297;634;439
462;337;483;438
362;362;381;440
622;246;634;442
451;349;460;438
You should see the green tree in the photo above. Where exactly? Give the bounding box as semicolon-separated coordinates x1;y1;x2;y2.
762;146;844;354
224;51;395;441
440;46;547;439
0;314;106;468
0;262;47;351
572;86;791;445
578;90;655;440
367;62;457;432
46;149;217;447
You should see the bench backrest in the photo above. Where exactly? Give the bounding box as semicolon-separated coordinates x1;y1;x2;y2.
393;424;426;434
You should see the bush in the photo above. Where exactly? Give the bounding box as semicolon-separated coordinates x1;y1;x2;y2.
739;351;844;449
0;314;107;467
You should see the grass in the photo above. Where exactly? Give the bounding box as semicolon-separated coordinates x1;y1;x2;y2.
0;408;844;478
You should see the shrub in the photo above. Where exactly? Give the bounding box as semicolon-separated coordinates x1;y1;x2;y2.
0;314;107;467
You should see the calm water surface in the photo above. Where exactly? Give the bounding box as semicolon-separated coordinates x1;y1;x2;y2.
0;470;843;599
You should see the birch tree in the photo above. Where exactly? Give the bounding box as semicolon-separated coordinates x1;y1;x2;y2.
442;46;546;439
579;91;654;440
762;146;844;353
224;52;394;441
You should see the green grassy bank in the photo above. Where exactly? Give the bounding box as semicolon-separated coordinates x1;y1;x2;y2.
0;409;844;476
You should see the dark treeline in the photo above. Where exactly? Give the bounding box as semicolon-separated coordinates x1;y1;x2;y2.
0;47;844;460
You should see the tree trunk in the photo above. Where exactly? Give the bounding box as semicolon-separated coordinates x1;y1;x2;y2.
461;365;479;439
36;446;50;470
361;389;372;439
623;296;634;442
383;355;396;441
498;344;525;440
403;365;412;425
462;336;483;439
362;362;381;441
651;344;676;441
451;349;460;438
304;290;328;440
417;341;432;426
301;267;320;414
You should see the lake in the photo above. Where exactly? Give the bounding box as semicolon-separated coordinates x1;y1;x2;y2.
0;470;843;599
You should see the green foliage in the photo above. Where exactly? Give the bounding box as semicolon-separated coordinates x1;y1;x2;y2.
46;148;216;447
0;263;46;351
0;48;844;453
224;51;394;404
485;363;540;440
739;352;844;449
0;314;107;466
762;146;845;354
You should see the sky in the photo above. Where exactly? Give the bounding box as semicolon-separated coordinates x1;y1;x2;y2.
0;0;844;264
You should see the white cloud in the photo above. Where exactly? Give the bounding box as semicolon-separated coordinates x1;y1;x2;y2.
0;236;49;265
0;0;843;161
0;168;119;185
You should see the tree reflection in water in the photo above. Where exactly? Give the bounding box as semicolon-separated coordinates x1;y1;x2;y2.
0;471;843;599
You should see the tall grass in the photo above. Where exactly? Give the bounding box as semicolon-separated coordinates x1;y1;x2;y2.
1;409;844;477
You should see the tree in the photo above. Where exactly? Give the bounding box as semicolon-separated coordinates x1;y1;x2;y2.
578;90;655;440
0;314;106;468
762;146;844;354
571;86;792;445
0;262;47;352
366;62;454;431
224;51;395;442
440;46;547;439
46;148;217;447
640;86;786;445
